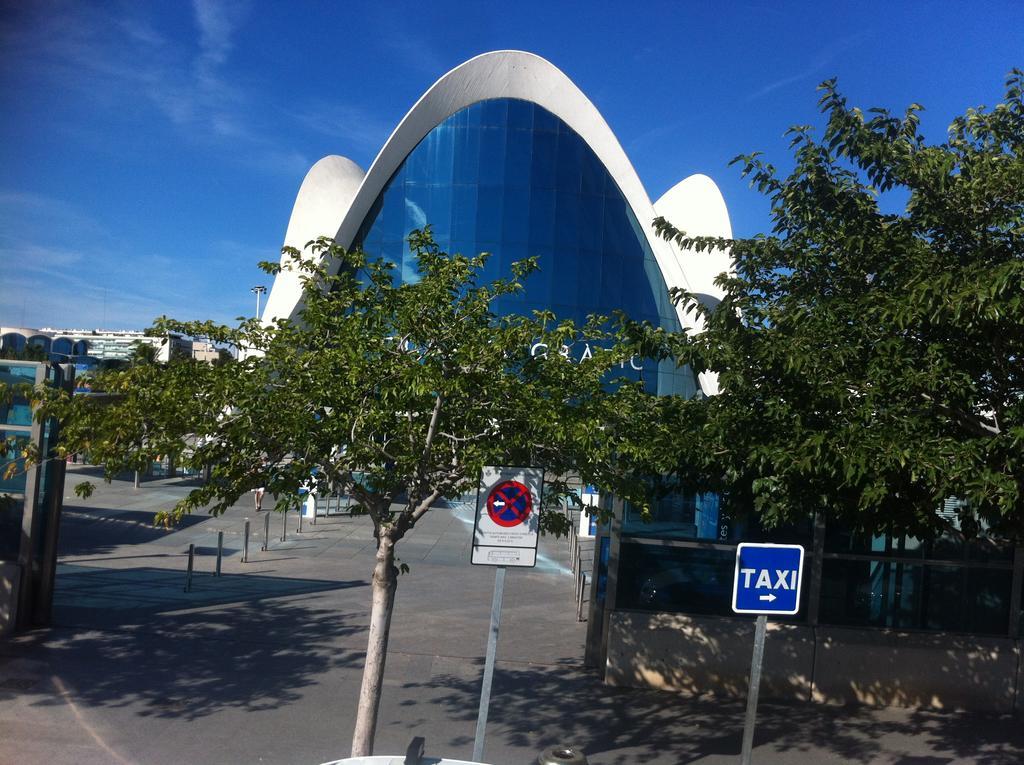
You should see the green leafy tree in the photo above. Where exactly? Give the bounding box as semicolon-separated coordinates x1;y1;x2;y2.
128;340;159;366
37;230;665;756
654;70;1024;541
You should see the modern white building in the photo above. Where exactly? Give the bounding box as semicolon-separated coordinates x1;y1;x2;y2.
263;51;1023;713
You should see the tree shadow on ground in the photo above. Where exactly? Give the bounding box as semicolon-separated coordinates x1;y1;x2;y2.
3;570;369;721
58;506;209;557
400;661;1024;765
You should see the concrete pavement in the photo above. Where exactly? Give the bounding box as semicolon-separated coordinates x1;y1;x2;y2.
1;468;1022;764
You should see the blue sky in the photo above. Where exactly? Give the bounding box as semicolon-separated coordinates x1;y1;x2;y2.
1;0;1021;330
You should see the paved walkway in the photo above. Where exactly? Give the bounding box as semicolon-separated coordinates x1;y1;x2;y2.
1;469;1022;764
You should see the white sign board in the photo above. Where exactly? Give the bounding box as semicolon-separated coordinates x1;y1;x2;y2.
471;466;543;567
578;484;599;538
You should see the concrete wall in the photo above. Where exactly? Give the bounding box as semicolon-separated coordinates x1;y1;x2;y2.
606;610;1022;713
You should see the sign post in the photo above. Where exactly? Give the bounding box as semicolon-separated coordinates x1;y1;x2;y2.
471;466;543;763
731;543;805;765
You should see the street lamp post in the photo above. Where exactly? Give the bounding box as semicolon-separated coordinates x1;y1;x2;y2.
251;285;267;319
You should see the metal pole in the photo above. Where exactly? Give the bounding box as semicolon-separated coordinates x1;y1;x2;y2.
741;615;768;765
215;531;223;576
252;285;266;318
281;509;287;542
184;544;194;592
262;511;270;551
298;503;304;534
242;519;250;562
472;565;506;763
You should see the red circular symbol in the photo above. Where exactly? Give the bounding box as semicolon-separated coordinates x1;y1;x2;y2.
486;481;533;527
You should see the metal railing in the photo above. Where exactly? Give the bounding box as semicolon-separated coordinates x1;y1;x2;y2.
566;505;592;622
315;492;355;517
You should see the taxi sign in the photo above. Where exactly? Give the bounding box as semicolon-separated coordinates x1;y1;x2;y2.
731;543;805;615
471;466;542;567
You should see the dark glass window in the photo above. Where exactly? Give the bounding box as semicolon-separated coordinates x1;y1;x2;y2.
622;491;812;545
825;518;1014;564
27;335;51;354
1;333;26;355
617;541;811;620
0;430;31;493
818;559;1012;635
51;338;73;357
352;98;696;398
0;494;24;561
617;542;736;616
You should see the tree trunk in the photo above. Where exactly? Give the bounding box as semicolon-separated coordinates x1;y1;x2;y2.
350;532;398;756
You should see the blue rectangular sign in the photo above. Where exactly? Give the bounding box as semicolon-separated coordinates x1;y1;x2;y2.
731;543;805;615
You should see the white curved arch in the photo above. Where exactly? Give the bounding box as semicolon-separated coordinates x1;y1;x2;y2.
654;174;734;396
272;52;697;317
268;51;732;395
654;173;733;304
262;155;365;324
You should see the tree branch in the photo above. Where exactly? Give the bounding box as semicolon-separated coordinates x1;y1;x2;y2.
423;392;443;456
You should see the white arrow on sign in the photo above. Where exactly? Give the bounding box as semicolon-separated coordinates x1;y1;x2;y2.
759;593;777;602
493;500;505;507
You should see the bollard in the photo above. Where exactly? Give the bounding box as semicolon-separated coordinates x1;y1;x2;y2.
242;519;250;562
262;511;270;551
215;531;223;576
538;745;589;765
184;544;194;592
576;573;587;622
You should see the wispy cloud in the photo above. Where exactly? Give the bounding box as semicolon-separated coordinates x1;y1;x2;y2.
746;32;872;102
193;0;240;73
0;191;258;329
626;114;703;156
293;100;395;156
0;1;311;177
0;191;110;240
378;25;448;80
2;244;85;271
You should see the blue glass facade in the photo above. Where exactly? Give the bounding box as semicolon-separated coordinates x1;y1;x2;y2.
353;98;696;398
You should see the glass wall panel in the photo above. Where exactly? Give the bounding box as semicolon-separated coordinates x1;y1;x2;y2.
819;558;1012;635
0;494;24;561
1;430;31;493
1;333;26;354
617;541;811;620
617;542;736;616
825;520;1014;564
352;98;697;398
27;336;51;354
623;493;812;545
0;364;36;425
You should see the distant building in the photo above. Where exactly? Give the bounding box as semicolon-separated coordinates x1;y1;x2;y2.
0;326;219;364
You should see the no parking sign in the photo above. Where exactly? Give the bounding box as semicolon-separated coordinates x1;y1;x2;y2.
471;466;543;567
